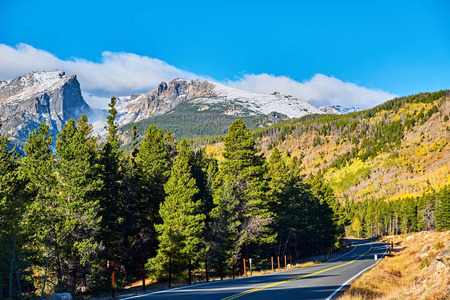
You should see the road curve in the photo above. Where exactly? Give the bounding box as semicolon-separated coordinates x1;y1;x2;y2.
123;240;388;300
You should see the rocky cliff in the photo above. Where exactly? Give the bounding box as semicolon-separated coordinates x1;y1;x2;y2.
116;79;217;125
0;70;91;148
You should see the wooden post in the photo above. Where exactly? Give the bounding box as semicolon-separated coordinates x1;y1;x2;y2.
277;256;280;270
284;255;287;270
189;259;192;285
111;261;115;298
232;258;235;279
290;255;292;267
243;259;247;277
169;258;172;288
142;260;146;292
271;256;274;272
205;257;208;283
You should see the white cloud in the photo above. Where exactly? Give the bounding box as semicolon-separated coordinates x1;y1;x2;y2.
228;73;397;108
0;43;199;96
0;43;396;108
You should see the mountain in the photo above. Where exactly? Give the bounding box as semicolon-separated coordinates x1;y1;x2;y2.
115;78;322;125
318;105;366;114
0;72;324;148
0;70;91;148
116;78;323;146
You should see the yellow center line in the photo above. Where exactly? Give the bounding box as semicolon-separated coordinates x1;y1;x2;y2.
221;244;374;300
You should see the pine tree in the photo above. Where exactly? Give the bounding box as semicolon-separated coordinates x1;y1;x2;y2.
54;115;102;290
435;187;450;231
266;149;312;257
211;119;274;262
0;124;24;299
97;97;123;262
136;124;173;260
19;121;58;296
149;140;205;278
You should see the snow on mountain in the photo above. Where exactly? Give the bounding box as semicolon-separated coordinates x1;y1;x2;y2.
206;82;323;118
1;70;70;103
0;70;91;148
114;78;323;127
318;105;366;115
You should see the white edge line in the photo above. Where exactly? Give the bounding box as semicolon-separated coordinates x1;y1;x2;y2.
325;243;389;300
120;243;360;300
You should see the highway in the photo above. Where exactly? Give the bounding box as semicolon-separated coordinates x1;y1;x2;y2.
123;240;388;300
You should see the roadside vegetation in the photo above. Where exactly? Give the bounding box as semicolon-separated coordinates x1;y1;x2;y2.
339;231;450;300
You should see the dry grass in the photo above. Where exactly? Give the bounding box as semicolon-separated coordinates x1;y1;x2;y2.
338;231;450;300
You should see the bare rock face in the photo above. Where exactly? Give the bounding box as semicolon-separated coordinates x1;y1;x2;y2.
117;78;216;125
0;70;91;148
435;249;450;267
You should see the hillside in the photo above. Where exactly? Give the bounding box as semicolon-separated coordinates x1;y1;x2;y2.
200;90;450;206
339;231;450;300
118;100;289;148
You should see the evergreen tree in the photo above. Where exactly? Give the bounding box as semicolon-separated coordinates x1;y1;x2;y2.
0;124;24;299
97;97;123;262
211;119;274;262
19;121;58;296
435;187;450;231
149;140;205;278
135;124;173;260
266;148;304;257
54;115;102;290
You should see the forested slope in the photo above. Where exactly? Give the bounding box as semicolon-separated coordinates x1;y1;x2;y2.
200;90;450;237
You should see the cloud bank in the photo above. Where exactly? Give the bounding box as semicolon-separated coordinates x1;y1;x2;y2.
228;73;397;108
0;43;198;96
0;43;396;108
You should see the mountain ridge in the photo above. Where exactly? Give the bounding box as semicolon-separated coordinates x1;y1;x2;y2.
0;71;327;148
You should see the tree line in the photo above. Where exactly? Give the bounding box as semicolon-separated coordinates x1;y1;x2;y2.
0;97;343;298
343;186;450;238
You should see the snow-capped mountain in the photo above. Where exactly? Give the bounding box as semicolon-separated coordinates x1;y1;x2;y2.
318;105;366;115
0;71;324;148
0;70;91;148
115;78;323;126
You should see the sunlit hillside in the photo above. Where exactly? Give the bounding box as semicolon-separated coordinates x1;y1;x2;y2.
201;90;450;204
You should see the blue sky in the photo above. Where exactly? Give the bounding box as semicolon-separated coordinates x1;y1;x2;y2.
1;0;449;108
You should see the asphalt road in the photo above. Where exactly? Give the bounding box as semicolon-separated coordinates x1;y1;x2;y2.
124;240;388;300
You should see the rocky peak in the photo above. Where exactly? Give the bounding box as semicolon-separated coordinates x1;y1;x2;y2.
116;78;216;125
0;70;91;149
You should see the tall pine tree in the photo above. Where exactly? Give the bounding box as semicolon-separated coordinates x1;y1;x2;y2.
211;119;274;263
0;124;25;299
148;140;205;278
55;115;102;290
135;124;173;262
97;97;124;265
19;121;58;296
